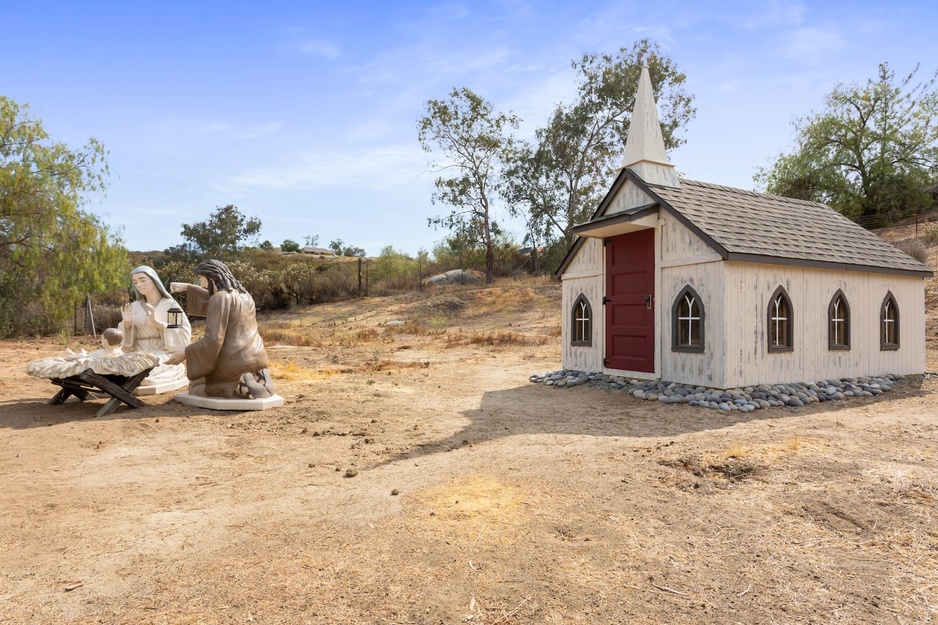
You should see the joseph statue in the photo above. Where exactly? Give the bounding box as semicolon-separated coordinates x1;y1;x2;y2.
167;259;275;399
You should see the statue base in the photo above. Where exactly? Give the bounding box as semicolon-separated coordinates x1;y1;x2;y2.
174;392;285;411
135;378;189;396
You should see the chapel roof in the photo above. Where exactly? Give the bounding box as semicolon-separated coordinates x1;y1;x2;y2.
638;173;934;277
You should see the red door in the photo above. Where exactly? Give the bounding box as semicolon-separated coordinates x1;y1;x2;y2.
605;229;655;373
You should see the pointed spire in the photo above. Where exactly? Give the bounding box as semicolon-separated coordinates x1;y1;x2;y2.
621;66;679;187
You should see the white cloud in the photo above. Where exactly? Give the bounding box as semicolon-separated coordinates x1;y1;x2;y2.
197;122;230;133
740;0;806;29
295;39;341;59
781;26;845;60
235;122;283;140
227;143;430;191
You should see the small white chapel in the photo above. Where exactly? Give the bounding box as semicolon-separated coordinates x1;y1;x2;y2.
556;67;933;389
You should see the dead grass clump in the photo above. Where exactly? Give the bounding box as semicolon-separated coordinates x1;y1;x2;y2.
711;441;752;461
444;330;550;348
364;358;432;372
659;454;760;489
411;295;467;317
381;318;449;336
863;463;938;502
260;327;320;347
895;238;928;264
355;327;379;342
924;224;938;246
333;327;385;346
268;359;322;381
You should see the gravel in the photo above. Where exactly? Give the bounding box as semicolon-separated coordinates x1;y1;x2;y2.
527;369;924;411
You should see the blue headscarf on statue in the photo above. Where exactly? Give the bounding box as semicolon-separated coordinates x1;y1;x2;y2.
130;265;173;301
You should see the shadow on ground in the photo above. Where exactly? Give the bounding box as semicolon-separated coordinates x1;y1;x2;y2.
0;394;194;429
377;378;931;466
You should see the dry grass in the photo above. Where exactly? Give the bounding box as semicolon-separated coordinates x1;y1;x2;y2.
268;358;341;381
260;326;321;347
258;281;560;353
863;463;938;502
444;330;552;348
362;357;432;372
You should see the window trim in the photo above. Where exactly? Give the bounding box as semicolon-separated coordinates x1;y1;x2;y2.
880;291;900;351
828;289;850;351
671;284;705;353
767;285;794;353
571;293;592;347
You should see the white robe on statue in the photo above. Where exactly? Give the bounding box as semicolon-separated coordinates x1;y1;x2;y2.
121;297;192;387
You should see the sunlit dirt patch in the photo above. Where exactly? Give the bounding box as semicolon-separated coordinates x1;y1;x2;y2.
414;473;528;530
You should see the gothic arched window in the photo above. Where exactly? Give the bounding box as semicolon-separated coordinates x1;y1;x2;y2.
571;294;592;346
881;292;900;350
828;290;850;350
768;286;793;352
671;285;704;353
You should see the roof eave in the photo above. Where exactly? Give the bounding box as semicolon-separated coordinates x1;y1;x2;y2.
725;252;935;277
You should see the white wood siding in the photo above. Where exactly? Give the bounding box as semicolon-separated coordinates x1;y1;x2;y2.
561;274;604;372
659;261;725;386
563;237;602;276
659;216;723;267
722;262;927;387
561;239;604;372
603;180;655;216
656;214;726;386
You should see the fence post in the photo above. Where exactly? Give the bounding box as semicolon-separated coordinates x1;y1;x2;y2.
83;295;97;337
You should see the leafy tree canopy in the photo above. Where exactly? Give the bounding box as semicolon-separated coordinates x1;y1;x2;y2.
0;96;126;336
178;204;262;259
419;87;519;283
342;245;366;258
281;239;301;253
756;63;938;224
503;39;695;256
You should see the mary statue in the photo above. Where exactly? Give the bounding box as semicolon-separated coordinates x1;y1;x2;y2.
122;265;192;389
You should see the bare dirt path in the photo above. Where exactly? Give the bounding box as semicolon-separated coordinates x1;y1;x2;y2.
1;285;936;624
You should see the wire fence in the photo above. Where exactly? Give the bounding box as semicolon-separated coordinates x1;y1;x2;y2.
858;204;938;233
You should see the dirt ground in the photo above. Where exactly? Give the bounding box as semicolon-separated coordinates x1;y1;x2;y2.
1;282;937;624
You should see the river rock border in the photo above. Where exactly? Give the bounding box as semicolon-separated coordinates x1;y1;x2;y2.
528;370;930;412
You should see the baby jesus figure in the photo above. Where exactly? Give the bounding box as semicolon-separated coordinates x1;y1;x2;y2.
27;327;162;381
64;328;125;361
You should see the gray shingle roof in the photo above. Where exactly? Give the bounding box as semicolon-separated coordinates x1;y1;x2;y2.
644;177;933;277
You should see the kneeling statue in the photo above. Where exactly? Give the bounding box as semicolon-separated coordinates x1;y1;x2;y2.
167;259;275;399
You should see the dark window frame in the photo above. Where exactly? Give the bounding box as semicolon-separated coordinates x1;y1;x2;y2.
880;291;900;351
671;284;705;353
767;285;794;353
828;289;850;351
571;293;592;347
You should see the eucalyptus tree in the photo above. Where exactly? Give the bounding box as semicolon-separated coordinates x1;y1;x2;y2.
503;39;695;264
419;87;519;283
0;96;126;336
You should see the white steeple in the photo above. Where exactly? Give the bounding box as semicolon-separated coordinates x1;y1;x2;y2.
621;66;680;188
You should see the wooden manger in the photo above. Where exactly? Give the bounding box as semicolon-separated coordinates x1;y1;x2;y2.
48;367;155;417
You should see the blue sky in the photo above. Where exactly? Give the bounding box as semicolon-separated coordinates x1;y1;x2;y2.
5;1;937;255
